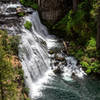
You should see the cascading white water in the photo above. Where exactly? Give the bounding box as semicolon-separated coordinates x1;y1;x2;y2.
18;12;53;99
18;11;86;99
19;12;51;81
0;2;87;99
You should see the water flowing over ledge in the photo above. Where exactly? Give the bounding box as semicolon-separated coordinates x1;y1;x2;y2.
0;2;91;100
18;11;86;99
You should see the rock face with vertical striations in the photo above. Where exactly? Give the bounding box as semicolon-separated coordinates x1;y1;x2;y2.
0;0;17;3
35;0;71;23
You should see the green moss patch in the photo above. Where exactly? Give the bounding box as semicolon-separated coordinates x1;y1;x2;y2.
24;21;32;30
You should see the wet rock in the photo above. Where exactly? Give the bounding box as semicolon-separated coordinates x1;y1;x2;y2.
16;7;33;16
53;66;63;74
55;56;65;61
40;39;46;45
24;8;33;14
63;41;68;54
91;58;96;63
62;49;67;54
72;73;75;77
48;50;54;55
54;61;59;66
16;7;25;16
16;7;24;13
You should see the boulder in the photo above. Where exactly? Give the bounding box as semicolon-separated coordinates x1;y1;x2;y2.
16;7;24;14
54;61;59;66
53;66;63;74
55;56;65;61
48;50;54;54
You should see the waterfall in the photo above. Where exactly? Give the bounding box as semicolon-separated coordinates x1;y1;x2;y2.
0;2;86;99
18;11;86;99
19;12;55;99
19;12;49;82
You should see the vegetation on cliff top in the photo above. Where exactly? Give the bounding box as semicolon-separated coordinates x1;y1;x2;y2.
20;0;38;10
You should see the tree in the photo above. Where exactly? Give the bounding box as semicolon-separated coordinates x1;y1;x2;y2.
73;0;79;12
96;1;100;50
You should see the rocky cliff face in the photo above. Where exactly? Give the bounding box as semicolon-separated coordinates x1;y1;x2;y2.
0;0;17;3
35;0;72;23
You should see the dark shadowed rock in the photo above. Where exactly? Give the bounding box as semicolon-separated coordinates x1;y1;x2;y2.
55;55;65;61
53;66;63;74
48;50;54;54
35;0;72;23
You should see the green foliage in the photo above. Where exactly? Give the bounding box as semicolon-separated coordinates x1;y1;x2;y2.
80;60;100;74
18;12;25;17
0;30;30;100
0;34;17;100
69;37;100;74
23;87;29;95
24;21;32;30
0;31;8;51
53;0;96;44
0;30;20;55
80;61;89;68
87;37;96;47
53;14;68;31
52;0;100;75
85;37;97;57
20;0;25;4
75;49;84;59
20;0;38;10
92;0;100;16
8;36;20;55
31;3;38;9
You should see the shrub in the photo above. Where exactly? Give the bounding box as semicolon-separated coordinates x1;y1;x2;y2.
24;21;32;30
8;36;20;55
31;3;38;10
85;37;96;57
20;0;38;10
18;12;25;17
87;37;96;47
80;61;89;68
68;36;100;75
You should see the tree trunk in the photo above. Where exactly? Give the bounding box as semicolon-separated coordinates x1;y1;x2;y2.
73;0;78;12
0;74;4;100
0;83;4;100
96;9;100;50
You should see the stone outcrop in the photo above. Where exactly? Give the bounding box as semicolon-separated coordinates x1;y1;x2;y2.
35;0;71;23
0;0;17;3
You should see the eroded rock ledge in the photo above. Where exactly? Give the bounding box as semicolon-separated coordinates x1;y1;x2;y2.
35;0;72;23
